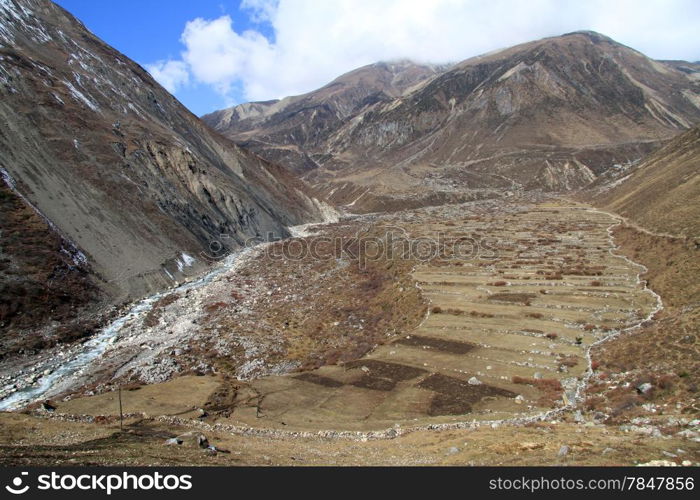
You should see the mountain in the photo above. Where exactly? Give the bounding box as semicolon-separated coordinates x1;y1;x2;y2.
205;31;700;212
590;125;700;239
202;60;447;175
0;0;332;354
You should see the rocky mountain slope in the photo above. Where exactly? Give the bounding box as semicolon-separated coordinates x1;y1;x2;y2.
205;31;700;212
590;125;700;239
0;0;332;353
202;60;447;175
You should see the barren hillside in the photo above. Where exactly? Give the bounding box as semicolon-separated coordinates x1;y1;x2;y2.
206;31;700;212
0;0;332;352
591;125;700;239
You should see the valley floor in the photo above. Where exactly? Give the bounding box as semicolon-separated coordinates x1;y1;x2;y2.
0;197;698;465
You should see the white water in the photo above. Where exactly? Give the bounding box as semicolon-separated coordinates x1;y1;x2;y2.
0;251;243;411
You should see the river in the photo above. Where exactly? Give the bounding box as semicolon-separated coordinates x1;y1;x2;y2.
0;250;245;411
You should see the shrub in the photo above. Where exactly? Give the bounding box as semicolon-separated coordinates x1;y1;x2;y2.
431;306;443;314
558;355;579;368
203;301;228;313
584;395;606;411
536;378;563;392
656;374;676;390
487;293;534;304
469;310;495;318
511;377;562;391
610;394;641;417
545;333;558;340
512;376;564;407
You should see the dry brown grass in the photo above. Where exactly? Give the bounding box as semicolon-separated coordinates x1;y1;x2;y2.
512;376;564;407
558;355;579;368
591;126;700;239
487;292;535;305
194;221;428;375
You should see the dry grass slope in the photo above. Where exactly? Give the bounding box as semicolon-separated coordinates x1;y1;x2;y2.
592;125;700;239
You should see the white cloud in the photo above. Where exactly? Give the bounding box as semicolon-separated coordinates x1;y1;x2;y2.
240;0;277;23
144;59;189;93
146;0;700;106
179;15;275;97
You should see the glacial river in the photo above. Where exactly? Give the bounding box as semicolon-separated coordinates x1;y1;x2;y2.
0;250;244;411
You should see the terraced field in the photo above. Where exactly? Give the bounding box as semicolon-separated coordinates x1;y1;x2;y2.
174;201;659;432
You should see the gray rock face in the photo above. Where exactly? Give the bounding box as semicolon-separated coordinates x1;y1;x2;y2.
0;0;332;339
202;60;446;175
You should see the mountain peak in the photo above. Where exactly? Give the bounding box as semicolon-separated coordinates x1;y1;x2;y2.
560;30;616;43
204;30;700;212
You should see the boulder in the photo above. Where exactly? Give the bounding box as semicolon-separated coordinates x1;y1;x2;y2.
637;382;653;394
166;431;209;449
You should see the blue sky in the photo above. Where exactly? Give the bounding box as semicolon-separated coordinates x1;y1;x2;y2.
54;0;269;115
53;1;700;117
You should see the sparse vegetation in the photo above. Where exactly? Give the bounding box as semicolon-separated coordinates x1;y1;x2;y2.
487;292;534;305
0;184;99;357
512;376;564;407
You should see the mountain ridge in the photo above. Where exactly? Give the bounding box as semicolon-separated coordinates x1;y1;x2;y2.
202;59;449;174
204;30;700;212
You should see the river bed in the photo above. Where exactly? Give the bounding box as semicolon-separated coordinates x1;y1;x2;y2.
0;249;248;411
